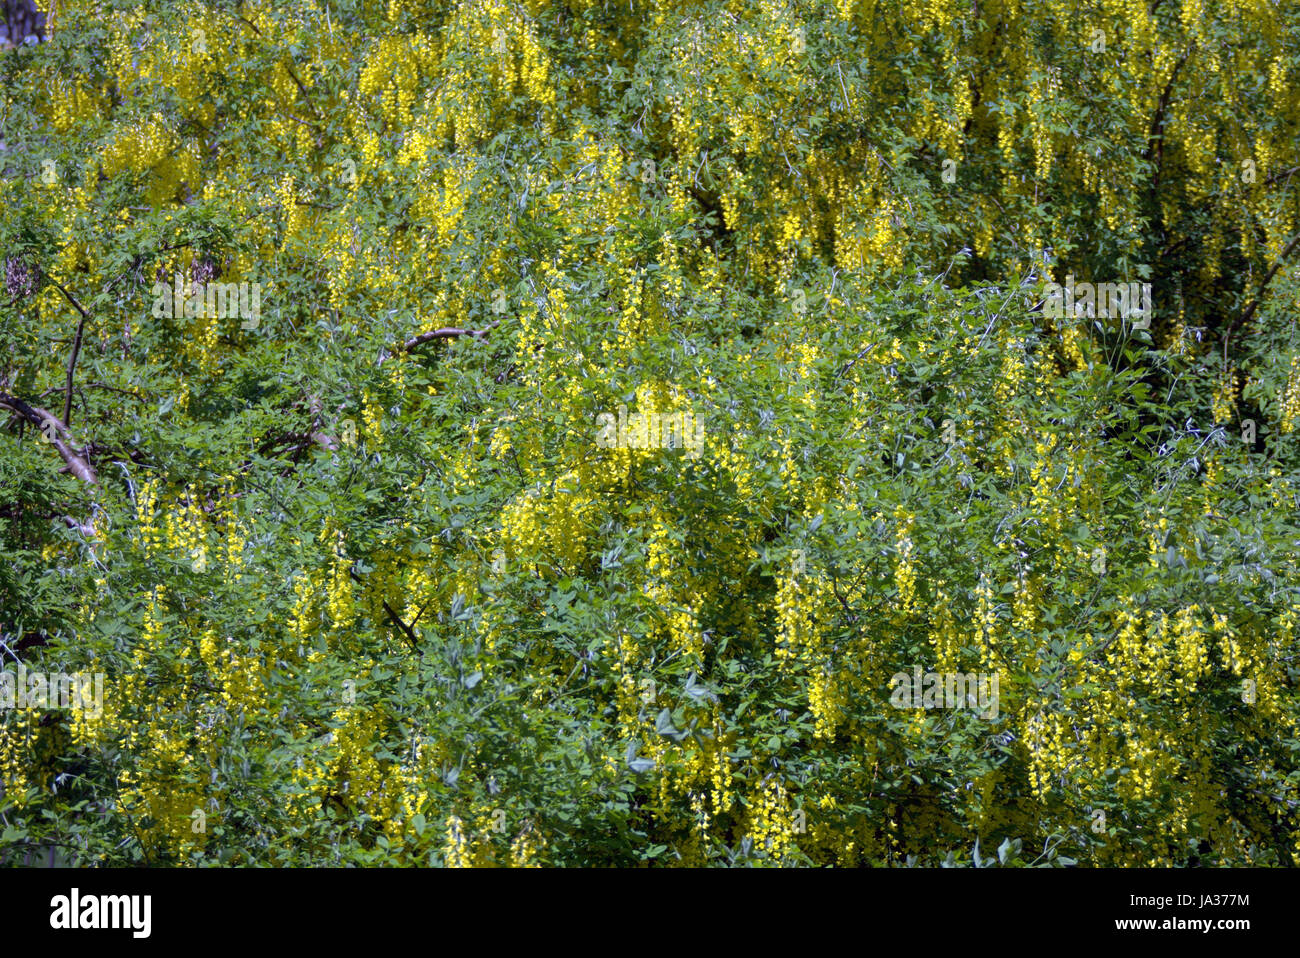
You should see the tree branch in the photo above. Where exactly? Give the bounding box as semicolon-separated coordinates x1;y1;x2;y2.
1157;166;1300;264
256;427;338;458
38;381;155;402
0;393;98;484
1225;231;1300;350
1144;53;1187;183
398;321;500;353
233;13;321;121
347;568;419;651
39;274;92;428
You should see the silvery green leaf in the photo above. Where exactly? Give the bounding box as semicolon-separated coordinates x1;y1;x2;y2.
655;708;677;737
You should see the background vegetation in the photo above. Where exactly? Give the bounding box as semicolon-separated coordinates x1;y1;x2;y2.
1;0;1298;866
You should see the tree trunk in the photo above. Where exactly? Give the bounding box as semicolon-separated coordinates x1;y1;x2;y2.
0;0;45;46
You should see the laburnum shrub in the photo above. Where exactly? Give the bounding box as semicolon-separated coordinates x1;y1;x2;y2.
0;0;1297;866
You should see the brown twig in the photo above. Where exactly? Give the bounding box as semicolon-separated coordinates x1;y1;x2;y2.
399;321;500;352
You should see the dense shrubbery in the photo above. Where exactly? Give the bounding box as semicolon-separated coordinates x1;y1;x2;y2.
1;0;1298;866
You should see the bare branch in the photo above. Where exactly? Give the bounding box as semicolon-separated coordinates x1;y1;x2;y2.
0;393;98;484
398;321;500;353
37;273;92;427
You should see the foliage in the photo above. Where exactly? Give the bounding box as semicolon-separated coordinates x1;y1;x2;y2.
1;0;1298;866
